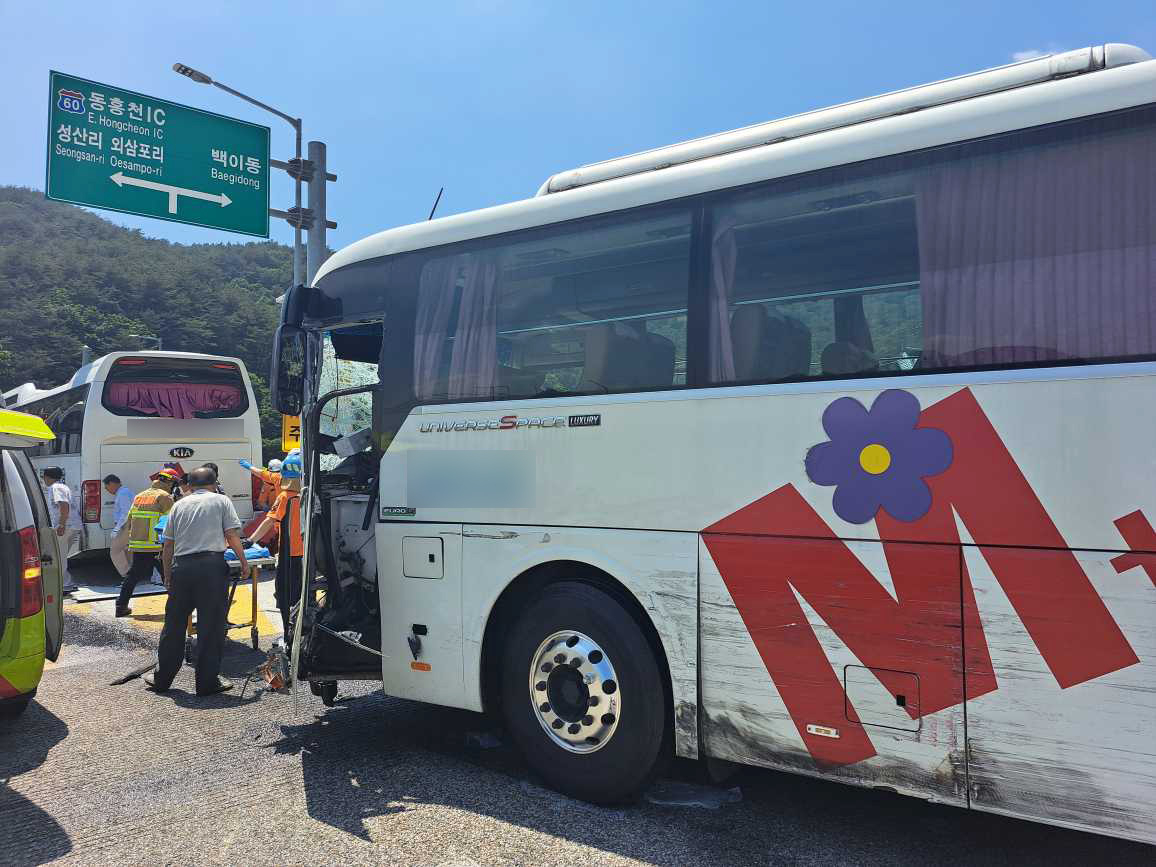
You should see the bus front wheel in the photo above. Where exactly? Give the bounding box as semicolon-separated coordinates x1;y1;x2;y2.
500;580;667;804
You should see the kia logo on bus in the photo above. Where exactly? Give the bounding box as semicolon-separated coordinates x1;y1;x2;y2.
169;447;195;459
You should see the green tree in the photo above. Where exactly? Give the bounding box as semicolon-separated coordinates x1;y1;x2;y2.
0;186;291;459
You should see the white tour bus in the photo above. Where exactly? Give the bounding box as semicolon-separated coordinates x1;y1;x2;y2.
3;351;262;555
271;45;1156;844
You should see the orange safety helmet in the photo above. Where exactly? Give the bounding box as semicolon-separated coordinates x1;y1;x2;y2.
150;466;182;483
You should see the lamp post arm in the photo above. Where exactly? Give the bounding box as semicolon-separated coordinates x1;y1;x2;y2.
207;79;304;284
174;66;305;285
209;80;300;132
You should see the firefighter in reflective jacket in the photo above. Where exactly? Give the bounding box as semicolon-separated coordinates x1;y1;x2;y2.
247;450;302;644
115;467;179;617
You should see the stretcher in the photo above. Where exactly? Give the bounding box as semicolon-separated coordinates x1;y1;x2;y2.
185;555;275;650
226;556;276;649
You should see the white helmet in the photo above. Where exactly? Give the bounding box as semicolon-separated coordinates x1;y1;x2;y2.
268;459;283;473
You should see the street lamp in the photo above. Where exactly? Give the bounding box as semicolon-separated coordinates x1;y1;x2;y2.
128;333;162;351
172;63;304;286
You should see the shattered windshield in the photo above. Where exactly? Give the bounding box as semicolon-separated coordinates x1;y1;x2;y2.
318;327;380;470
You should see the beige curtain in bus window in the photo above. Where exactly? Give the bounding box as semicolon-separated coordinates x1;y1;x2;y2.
413;252;500;401
413;256;458;401
448;255;498;400
708;209;738;382
916;119;1156;368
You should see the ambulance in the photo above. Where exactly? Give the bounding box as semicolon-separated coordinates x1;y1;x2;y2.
0;409;65;718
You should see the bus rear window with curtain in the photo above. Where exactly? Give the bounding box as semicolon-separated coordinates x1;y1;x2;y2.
102;357;248;419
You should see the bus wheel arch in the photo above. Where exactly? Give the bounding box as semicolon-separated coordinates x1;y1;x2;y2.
479;561;675;800
480;560;673;717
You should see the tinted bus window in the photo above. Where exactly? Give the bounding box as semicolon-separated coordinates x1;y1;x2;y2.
102;357;249;419
412;209;692;401
706;105;1156;383
20;386;88;456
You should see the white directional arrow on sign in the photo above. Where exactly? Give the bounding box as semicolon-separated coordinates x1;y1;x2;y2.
109;171;232;214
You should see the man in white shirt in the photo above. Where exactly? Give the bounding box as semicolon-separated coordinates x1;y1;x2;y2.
145;467;247;697
41;466;81;593
104;474;135;578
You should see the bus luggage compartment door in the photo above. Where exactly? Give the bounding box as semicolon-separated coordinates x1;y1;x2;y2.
699;532;968;804
376;522;464;706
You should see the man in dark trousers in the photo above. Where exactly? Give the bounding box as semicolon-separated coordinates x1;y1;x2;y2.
145;467;248;696
116;467;178;617
246;449;302;646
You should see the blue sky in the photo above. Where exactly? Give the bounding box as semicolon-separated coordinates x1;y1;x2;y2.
3;2;1154;254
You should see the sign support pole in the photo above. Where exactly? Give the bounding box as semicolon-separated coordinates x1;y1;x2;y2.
306;140;327;285
292;123;303;286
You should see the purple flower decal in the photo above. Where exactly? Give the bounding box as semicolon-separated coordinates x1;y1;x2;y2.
805;389;952;524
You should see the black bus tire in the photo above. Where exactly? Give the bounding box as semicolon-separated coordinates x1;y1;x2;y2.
500;580;667;804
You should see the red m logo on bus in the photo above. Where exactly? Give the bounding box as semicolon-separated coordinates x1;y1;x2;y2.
703;388;1140;767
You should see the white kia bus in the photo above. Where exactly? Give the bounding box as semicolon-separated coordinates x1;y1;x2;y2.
272;45;1156;844
3;351;262;555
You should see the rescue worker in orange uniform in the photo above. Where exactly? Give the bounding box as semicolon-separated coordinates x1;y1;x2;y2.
247;450;302;644
241;458;283;512
116;467;179;617
240;457;283;553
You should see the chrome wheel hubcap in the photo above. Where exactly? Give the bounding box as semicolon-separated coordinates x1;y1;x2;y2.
529;630;620;754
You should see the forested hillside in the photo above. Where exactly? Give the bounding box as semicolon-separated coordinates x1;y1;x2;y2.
0;185;289;457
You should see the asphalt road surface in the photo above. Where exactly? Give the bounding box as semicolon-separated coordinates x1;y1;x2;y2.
1;600;1153;865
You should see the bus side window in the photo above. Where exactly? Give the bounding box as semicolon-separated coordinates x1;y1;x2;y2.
706;170;920;385
707;107;1156;382
18;387;87;457
411;209;692;402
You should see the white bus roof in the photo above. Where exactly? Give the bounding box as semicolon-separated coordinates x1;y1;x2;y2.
1;351;249;408
315;42;1153;286
534;44;1150;196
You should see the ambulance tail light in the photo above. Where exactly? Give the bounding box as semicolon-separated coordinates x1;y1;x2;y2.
82;480;101;522
18;526;43;617
251;472;262;506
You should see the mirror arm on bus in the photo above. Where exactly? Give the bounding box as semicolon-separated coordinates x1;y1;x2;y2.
280;283;309;328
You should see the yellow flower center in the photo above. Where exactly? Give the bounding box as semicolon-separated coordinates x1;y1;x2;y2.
859;443;891;475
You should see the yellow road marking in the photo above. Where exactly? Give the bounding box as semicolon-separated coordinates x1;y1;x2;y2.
119;583;277;638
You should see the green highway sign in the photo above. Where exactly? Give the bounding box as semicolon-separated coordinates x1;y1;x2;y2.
46;71;270;237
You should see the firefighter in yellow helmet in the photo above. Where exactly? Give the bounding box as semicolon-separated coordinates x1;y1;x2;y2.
115;467;179;617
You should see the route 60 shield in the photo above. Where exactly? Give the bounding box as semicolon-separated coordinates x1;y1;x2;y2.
57;89;85;114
